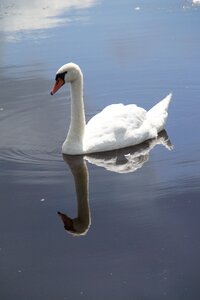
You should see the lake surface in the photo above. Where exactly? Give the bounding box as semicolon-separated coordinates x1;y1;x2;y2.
0;0;200;299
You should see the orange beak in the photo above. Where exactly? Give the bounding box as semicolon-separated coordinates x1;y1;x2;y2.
50;78;65;95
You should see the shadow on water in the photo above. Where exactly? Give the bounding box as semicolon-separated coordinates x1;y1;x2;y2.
58;130;172;236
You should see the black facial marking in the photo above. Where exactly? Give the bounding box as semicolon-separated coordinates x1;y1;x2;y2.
55;71;67;82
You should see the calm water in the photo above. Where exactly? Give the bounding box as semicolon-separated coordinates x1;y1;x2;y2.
0;0;200;299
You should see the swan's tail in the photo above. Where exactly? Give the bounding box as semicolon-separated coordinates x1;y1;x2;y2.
148;93;172;115
147;93;172;133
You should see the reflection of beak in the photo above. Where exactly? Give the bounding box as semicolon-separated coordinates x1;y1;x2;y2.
50;78;65;95
57;211;74;231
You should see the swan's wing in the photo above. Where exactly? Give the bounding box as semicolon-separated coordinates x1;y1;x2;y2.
84;103;156;153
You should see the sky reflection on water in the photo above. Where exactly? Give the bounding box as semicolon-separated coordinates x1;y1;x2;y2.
0;0;100;41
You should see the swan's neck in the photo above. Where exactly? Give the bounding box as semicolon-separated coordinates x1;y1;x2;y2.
63;74;86;154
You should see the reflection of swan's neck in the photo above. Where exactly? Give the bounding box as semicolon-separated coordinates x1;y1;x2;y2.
63;74;86;154
73;159;90;234
62;156;90;236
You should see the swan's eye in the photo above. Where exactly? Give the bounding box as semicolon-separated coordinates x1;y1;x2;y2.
55;72;67;81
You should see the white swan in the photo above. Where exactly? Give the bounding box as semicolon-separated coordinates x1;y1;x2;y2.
50;62;172;155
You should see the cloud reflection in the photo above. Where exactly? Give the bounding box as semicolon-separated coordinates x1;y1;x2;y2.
0;0;99;39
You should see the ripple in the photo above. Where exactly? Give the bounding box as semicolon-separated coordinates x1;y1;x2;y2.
0;147;62;167
0;147;67;184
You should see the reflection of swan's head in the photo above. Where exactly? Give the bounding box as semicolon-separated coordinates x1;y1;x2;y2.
51;63;82;95
58;211;90;237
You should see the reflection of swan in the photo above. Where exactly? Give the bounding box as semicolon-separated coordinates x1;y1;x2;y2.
51;63;172;155
58;155;91;236
58;130;172;236
85;130;172;173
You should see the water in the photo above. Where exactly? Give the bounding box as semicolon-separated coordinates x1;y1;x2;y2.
0;0;200;299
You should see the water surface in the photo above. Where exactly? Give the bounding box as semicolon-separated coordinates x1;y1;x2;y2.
0;1;200;299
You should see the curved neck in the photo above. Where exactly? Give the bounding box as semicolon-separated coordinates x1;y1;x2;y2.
65;74;86;153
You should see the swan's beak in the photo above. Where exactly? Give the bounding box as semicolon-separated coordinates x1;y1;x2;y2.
50;78;65;95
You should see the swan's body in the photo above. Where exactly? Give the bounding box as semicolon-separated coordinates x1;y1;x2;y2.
51;63;172;155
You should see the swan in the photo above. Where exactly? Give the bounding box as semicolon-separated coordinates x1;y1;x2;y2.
50;62;172;155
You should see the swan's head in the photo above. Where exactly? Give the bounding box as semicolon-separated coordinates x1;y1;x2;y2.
50;62;82;95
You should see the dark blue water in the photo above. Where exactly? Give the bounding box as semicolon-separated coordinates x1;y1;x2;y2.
0;1;200;299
